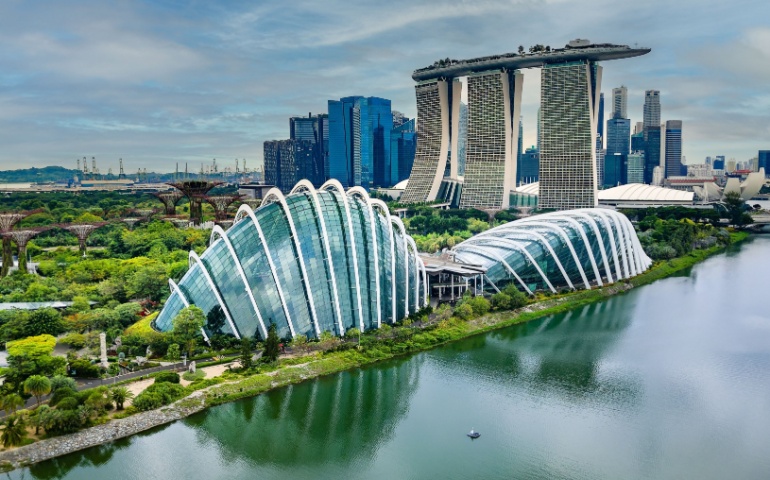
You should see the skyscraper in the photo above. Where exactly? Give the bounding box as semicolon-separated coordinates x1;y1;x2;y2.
290;113;328;186
391;119;417;184
539;61;602;209
612;85;627;119
457;102;467;176
597;93;605;149
606;118;631;158
644;126;661;184
627;152;645;184
518;146;539;185
327;96;393;189
459;69;522;209
758;151;770;176
643;90;661;139
631;132;645;153
713;155;725;170
664;120;682;178
264;139;314;193
604;153;627;187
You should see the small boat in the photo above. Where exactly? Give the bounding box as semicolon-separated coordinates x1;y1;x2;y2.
467;429;480;439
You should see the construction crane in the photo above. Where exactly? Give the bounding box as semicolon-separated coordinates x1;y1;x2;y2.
118;158;126;179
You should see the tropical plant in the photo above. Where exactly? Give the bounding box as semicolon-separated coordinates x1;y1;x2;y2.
0;416;26;448
239;336;253;370
24;375;52;407
110;387;134;410
172;306;206;357
0;393;24;415
263;323;280;363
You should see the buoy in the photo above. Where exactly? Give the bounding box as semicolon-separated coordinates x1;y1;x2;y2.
467;429;480;439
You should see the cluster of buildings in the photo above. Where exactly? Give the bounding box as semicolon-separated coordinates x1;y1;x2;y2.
263;98;417;193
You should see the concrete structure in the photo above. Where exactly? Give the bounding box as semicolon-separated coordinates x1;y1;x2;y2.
154;181;426;341
627;152;645;184
402;41;650;210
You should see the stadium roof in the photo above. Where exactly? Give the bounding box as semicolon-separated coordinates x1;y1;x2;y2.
514;182;694;204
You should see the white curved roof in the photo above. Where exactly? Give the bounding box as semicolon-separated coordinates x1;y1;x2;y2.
598;183;694;202
515;181;693;203
392;179;410;190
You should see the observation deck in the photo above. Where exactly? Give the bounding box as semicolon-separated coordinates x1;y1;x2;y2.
412;43;650;81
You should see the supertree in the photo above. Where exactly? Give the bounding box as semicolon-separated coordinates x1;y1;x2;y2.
5;227;51;273
241;198;262;211
0;209;43;276
121;208;158;230
61;222;109;257
153;191;183;216
203;194;242;223
168;181;221;225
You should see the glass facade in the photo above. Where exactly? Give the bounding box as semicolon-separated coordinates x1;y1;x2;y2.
453;209;651;295
154;182;426;341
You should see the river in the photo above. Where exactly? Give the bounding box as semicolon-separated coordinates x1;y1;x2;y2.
13;237;770;479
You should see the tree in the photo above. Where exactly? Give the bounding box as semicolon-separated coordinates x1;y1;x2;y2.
239;336;253;369
0;416;26;448
289;334;309;354
518;45;524;54
0;394;24;415
166;343;181;362
263;323;280;363
110;387;134;410
24;375;52;407
723;191;751;227
172;306;206;358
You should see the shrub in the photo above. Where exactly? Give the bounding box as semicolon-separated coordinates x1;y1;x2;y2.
56;397;79;411
132;382;186;411
49;387;78;407
455;303;474;320
154;372;180;384
490;292;511;310
466;296;491;316
182;370;206;382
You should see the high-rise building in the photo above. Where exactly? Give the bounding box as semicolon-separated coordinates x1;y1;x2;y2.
290;113;328;186
664;120;682;179
391;119;417;184
517;146;539;185
457;102;467;176
643;90;661;140
612;85;627;119
631;132;645;153
459;70;522;209
759;151;770;177
597;93;605;149
627;151;645;184
713;155;725;170
604;153;627;187
644;126;661;184
633;121;644;135
596;147;606;187
264;139;314;193
392;110;407;128
517;116;524;175
652;165;663;186
606;118;631;157
327;96;393;189
539;61;602;209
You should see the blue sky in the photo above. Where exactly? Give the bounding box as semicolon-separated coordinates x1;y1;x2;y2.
0;0;767;173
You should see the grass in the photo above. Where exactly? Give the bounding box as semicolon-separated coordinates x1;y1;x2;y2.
124;312;159;337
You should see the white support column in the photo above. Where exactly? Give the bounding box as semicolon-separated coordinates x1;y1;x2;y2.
586;209;626;279
291;181;345;336
390;217;410;318
512;221;591;289
464;237;557;293
530;215;604;287
348;187;382;330
406;236;420;313
188;250;241;340
234;204;297;338
569;212;614;284
263;188;321;337
321;180;364;332
210;226;268;339
454;246;532;295
371;199;397;323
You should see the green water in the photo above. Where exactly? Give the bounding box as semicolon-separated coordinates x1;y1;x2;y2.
14;237;770;479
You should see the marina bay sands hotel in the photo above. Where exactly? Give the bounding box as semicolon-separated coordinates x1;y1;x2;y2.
400;40;650;210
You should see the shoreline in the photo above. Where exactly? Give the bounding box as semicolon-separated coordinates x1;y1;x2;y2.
0;232;749;472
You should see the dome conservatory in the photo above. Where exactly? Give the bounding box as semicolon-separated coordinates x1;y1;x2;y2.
154;180;427;341
452;209;651;294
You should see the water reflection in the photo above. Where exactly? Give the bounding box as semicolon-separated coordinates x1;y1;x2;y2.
435;297;641;404
183;356;421;467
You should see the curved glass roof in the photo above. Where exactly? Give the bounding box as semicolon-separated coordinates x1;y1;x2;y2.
452;208;651;294
154;180;427;341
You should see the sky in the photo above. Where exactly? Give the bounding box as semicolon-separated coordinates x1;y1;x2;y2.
0;0;768;173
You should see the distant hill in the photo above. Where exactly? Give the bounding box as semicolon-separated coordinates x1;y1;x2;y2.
0;166;78;183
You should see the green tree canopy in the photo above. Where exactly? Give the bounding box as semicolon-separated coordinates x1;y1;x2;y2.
172;306;206;357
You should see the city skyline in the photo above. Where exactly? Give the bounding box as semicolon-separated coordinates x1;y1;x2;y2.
0;0;767;171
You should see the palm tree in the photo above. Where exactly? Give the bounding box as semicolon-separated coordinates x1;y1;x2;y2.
24;375;52;407
0;416;26;448
110;387;134;410
0;394;24;415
